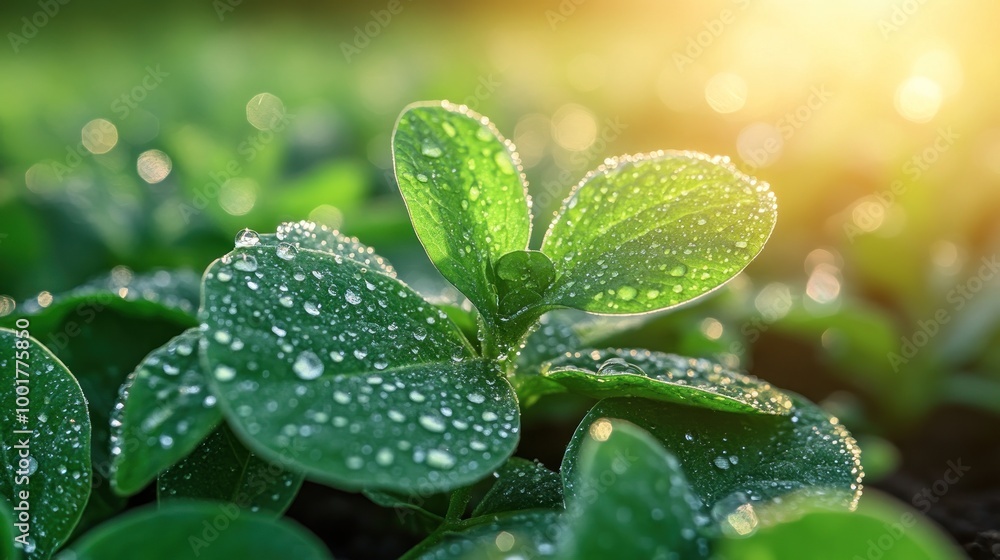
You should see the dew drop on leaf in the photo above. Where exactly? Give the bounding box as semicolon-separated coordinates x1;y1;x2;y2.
235;228;261;248
292;351;324;380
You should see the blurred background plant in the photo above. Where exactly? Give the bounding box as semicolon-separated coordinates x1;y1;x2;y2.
2;1;999;557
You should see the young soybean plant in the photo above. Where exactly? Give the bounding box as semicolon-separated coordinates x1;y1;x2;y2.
2;101;882;560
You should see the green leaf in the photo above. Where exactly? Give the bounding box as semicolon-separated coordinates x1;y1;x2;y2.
1;494;21;560
716;490;965;560
1;269;200;333
363;489;446;535
54;502;332;560
541;349;793;415
561;419;711;559
200;243;520;492
540;151;777;314
410;510;562;560
392;102;531;336
0;329;91;560
110;328;222;495
157;425;303;516
562;396;864;518
472;458;563;517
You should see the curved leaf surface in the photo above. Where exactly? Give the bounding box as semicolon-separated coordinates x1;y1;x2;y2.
541;349;792;415
110;329;221;495
541;151;777;314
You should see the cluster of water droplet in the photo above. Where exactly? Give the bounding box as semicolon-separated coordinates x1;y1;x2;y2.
109;330;220;487
545;348;794;415
196;225;521;489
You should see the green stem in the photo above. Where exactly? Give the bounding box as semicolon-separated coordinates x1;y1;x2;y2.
444;485;472;524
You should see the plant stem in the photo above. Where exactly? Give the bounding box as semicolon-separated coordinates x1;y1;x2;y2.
444;485;472;524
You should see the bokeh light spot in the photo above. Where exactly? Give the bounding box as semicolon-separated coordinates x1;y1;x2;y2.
552;104;598;151
81;118;118;154
705;72;748;114
136;149;173;184
247;92;286;131
219;178;259;216
894;76;943;123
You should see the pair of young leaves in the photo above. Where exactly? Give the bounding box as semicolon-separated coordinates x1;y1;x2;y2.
393;101;777;357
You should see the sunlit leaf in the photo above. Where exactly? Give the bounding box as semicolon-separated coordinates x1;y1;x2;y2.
562;396;864;519
200;242;519;492
0;329;91;560
541;349;793;415
157;425;302;516
541;151;777;314
392;102;531;337
561;419;711;559
55;502;332;560
110;329;222;495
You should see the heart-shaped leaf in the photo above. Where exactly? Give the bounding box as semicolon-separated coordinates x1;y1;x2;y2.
715;490;965;560
472;458;563;517
562;396;864;519
411;510;562;560
110;328;222;495
157;425;303;516
541;349;793;415
54;502;332;560
541;151;777;314
200;242;519;492
1;329;91;560
560;419;712;559
392;102;531;339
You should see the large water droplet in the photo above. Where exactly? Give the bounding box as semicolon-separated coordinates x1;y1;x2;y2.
426;449;455;469
276;242;297;261
292;351;324;380
419;414;446;433
234;255;258;272
234;228;261;248
214;365;236;382
596;357;646;376
421;141;443;158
